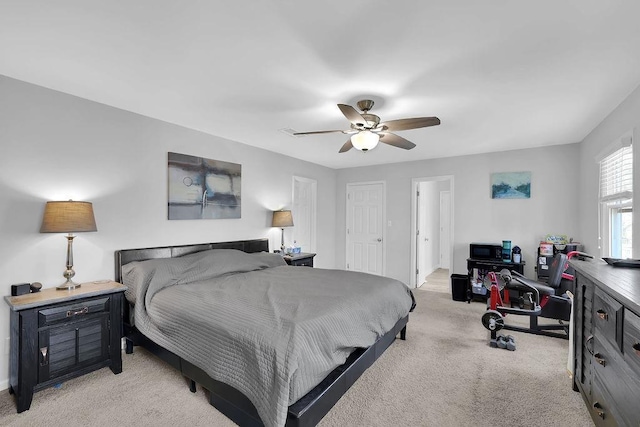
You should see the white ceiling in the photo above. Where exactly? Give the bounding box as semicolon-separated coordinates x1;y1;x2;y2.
2;1;640;169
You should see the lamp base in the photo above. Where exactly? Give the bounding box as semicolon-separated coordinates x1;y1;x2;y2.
56;279;81;291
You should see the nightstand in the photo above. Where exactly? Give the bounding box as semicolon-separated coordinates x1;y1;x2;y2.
4;281;126;413
283;252;316;267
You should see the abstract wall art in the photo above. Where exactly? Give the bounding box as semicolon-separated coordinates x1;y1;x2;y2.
168;152;241;219
490;171;531;199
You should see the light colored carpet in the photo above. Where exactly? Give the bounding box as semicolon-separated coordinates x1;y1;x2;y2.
420;268;450;294
0;289;593;426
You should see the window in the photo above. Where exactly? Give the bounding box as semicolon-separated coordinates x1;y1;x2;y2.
599;141;633;258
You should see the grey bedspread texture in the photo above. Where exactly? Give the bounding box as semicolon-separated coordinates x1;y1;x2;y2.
122;249;413;427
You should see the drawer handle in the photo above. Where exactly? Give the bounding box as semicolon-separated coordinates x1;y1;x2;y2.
633;343;640;356
596;309;608;320
593;402;605;419
585;335;594;355
40;347;48;366
594;353;606;367
66;307;88;318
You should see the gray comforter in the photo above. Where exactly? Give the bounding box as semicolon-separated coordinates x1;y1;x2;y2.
122;249;413;427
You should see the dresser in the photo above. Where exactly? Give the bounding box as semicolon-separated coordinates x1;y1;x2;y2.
571;259;640;426
4;281;126;413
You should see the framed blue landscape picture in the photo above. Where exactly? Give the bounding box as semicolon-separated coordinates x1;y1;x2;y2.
491;171;531;199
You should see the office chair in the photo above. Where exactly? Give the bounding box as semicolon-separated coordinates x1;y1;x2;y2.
481;252;589;342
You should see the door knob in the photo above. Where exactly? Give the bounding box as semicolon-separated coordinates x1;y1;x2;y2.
377;238;382;242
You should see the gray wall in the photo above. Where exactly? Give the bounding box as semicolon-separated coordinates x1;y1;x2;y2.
335;143;581;285
578;83;640;258
0;76;337;388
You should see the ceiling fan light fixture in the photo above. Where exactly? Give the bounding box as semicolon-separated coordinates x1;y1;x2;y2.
294;100;440;153
350;130;379;152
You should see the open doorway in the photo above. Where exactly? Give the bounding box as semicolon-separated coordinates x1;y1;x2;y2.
410;176;454;290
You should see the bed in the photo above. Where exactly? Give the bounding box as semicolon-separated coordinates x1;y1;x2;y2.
115;238;414;427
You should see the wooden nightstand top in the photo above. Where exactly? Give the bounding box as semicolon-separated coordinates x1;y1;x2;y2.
5;281;126;311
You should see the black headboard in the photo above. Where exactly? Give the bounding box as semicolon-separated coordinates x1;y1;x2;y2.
114;238;269;283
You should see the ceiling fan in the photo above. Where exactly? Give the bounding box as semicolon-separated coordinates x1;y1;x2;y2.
294;99;440;153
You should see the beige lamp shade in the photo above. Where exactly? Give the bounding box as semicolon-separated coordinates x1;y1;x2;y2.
40;200;97;233
271;210;293;228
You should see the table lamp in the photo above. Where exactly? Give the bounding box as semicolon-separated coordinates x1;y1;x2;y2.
271;210;293;253
40;200;97;290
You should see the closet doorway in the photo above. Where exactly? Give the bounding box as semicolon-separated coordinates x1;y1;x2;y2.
410;176;454;290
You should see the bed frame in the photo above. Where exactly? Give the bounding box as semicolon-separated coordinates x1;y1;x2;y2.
115;238;409;427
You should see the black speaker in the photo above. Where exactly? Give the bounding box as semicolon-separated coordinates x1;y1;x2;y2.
11;283;31;296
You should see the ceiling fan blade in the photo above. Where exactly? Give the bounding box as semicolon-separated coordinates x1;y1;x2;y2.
293;129;347;136
379;133;416;150
339;139;353;153
381;117;440;132
337;104;368;127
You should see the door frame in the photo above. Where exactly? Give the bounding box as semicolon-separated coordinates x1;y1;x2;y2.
292;175;317;252
410;175;454;289
345;180;387;276
439;190;451;269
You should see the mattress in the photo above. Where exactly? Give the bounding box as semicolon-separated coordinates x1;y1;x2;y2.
122;249;413;427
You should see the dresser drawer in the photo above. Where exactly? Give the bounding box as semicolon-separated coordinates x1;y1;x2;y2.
593;288;623;351
624;309;640;374
38;296;110;327
593;336;640;426
591;375;618;427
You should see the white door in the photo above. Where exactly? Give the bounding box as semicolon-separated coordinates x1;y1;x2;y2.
439;191;451;268
346;182;385;275
292;176;317;252
417;181;438;284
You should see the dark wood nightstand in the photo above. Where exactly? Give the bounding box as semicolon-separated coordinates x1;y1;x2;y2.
4;281;126;413
283;252;316;267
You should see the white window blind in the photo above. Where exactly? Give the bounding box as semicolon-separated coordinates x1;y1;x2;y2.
600;144;633;203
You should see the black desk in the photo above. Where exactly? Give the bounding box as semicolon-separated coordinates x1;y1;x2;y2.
466;258;526;302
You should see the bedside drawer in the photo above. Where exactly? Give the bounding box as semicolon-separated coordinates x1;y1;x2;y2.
38;297;109;327
594;288;623;351
43;317;107;379
624;309;640;373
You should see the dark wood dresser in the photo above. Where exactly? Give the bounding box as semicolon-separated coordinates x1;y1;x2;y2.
4;281;126;413
571;259;640;426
